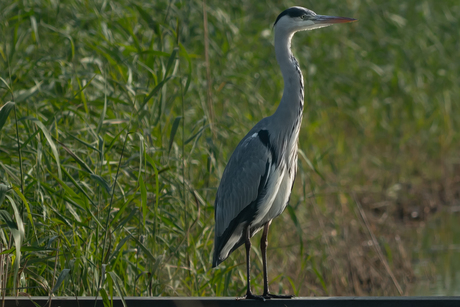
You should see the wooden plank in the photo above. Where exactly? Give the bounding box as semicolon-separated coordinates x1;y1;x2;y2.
2;296;459;307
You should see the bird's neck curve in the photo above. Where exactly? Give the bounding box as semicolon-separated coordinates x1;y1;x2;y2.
273;30;304;122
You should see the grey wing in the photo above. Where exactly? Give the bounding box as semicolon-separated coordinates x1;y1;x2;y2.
213;132;273;266
215;134;272;236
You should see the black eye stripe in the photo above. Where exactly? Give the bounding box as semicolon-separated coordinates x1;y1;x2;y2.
274;7;314;26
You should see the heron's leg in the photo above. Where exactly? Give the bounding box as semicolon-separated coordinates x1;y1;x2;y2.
238;225;264;301
261;221;293;299
261;221;270;295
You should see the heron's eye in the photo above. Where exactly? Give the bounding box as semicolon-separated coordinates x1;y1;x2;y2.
300;14;307;20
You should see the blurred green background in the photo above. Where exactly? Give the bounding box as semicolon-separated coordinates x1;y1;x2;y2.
0;0;459;298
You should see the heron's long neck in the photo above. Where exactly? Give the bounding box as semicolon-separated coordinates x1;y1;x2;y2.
273;32;304;123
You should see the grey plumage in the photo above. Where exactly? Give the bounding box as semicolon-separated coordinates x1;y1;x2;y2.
212;6;356;300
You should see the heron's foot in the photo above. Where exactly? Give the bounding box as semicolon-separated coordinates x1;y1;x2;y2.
237;291;266;301
262;292;294;299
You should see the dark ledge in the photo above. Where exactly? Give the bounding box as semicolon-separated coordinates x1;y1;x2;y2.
1;296;459;307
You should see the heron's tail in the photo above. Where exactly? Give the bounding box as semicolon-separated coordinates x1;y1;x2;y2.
212;235;225;268
212;252;223;268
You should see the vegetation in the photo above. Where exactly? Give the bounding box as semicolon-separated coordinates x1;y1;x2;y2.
0;0;459;299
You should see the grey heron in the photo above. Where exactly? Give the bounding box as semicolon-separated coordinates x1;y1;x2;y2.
212;6;356;300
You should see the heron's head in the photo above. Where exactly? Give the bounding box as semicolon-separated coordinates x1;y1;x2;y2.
274;6;356;34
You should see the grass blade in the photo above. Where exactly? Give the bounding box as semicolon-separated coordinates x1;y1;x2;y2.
107;272;126;307
5;195;24;294
141;76;172;108
57;140;94;174
12;186;36;238
97;90;107;135
168;116;181;154
0;183;9;206
26;117;62;180
14;81;42;103
164;48;178;78
51;269;70;293
90;174;111;194
139;176;147;229
0;101;15;131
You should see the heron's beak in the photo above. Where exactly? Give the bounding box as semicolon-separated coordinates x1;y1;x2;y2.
314;15;357;25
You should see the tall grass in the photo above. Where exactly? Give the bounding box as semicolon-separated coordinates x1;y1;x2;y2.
0;0;459;298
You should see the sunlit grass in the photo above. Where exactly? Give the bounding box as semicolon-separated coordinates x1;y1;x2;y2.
0;0;459;298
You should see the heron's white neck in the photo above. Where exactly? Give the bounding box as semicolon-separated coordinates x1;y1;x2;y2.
273;30;304;122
